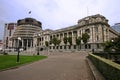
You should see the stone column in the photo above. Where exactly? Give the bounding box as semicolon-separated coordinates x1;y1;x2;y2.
15;39;17;48
93;26;96;49
14;39;16;48
62;33;64;38
77;30;80;37
27;39;28;50
59;33;60;39
31;39;33;47
90;27;92;43
29;39;31;47
107;28;109;41
66;32;68;36
71;31;73;37
22;39;24;48
12;39;14;48
103;26;106;41
93;26;96;42
12;39;15;47
60;33;63;45
38;38;40;47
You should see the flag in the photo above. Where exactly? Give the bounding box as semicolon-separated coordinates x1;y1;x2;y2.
29;11;31;14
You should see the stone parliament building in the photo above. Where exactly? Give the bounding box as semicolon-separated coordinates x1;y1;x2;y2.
3;14;119;53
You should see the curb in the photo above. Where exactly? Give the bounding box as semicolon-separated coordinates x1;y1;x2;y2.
86;58;106;80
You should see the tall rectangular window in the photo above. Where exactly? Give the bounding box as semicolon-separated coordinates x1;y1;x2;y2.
9;30;11;36
85;29;90;33
60;46;62;49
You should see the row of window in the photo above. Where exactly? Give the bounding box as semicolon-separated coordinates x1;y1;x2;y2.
47;44;101;49
49;45;91;49
49;28;92;39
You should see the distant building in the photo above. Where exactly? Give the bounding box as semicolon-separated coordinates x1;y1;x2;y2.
112;23;120;33
0;40;3;50
3;23;17;49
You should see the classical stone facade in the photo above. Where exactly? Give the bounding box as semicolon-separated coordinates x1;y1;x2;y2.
3;14;119;52
36;14;119;51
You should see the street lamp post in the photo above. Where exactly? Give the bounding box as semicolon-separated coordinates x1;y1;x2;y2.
17;37;21;62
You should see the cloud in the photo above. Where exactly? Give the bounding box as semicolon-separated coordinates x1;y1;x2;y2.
0;0;120;39
11;0;120;28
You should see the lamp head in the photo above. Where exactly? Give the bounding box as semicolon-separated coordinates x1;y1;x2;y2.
18;37;21;40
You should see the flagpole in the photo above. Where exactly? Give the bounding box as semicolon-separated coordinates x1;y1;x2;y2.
28;11;31;17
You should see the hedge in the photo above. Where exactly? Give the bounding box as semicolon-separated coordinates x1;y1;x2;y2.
88;53;120;80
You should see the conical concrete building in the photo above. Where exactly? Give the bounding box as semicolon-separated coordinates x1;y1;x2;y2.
12;18;42;50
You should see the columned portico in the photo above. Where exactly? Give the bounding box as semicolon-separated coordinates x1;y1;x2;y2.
13;38;35;50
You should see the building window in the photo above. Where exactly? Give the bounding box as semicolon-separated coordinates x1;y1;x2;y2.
30;19;33;22
85;44;87;49
57;34;59;38
64;33;67;37
56;46;59;49
50;36;52;40
85;29;90;33
97;35;99;41
74;45;76;49
88;44;91;49
42;37;44;41
97;44;100;49
69;46;71;49
53;35;55;38
25;19;29;22
64;46;66;49
68;32;72;37
40;38;41;41
60;46;62;49
53;46;55;49
6;37;8;48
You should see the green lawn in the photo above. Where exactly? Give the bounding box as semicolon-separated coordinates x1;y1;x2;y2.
0;55;47;71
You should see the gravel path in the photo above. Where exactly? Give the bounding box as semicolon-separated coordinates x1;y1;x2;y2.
0;51;94;80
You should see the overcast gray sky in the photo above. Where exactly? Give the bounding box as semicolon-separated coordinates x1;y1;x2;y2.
0;0;120;39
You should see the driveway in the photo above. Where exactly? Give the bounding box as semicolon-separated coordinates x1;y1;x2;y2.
0;51;94;80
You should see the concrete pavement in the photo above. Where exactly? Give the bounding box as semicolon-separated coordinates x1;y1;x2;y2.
0;51;94;80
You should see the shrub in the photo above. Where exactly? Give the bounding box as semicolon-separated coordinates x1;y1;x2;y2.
88;53;120;80
3;52;8;55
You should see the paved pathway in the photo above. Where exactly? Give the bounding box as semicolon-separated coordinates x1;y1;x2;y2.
0;51;94;80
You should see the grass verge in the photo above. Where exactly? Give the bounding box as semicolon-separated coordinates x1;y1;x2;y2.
0;55;47;71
